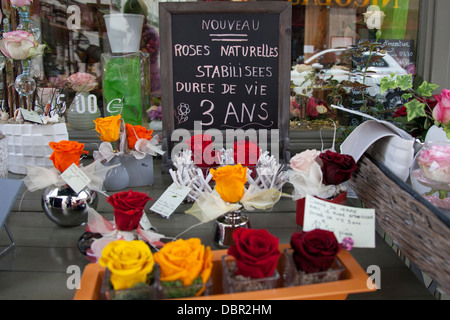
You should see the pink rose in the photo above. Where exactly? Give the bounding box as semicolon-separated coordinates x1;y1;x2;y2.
67;72;97;92
10;0;32;8
0;30;45;60
290;149;320;173
433;89;450;125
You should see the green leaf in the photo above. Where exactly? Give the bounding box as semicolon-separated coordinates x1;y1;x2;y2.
380;77;397;94
402;93;413;100
396;74;413;91
417;81;439;97
404;99;427;121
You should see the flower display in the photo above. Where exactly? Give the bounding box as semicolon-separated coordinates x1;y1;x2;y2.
290;229;340;273
233;140;261;168
0;30;45;60
106;190;153;231
48;140;88;173
154;238;212;297
210;164;247;203
288;149;357;201
227;228;280;279
147;105;162;121
99;240;155;290
125;123;153;150
381;74;449;140
363;5;386;30
93;114;122;142
67;72;98;92
417;143;450;184
186;134;217;168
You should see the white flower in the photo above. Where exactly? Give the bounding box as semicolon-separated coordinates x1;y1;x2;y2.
363;5;386;30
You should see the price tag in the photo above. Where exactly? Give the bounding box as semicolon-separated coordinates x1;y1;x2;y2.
60;163;91;194
139;212;153;231
150;183;192;218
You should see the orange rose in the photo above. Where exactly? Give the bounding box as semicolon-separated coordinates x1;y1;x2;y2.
210;164;247;203
93;114;122;142
154;238;212;291
125;123;153;150
49;140;88;173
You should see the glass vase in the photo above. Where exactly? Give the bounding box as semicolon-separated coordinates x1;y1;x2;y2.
15;5;40;40
14;59;36;98
410;141;450;210
282;248;344;287
156;275;212;299
221;255;280;293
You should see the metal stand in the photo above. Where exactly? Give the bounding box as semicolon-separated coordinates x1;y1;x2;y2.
0;224;15;257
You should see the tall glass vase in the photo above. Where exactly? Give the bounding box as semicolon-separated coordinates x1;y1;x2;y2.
14;59;36;109
14;5;40;40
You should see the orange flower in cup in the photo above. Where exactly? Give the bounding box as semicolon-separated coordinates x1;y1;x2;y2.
210;164;247;203
49;140;88;173
125;123;153;150
93;114;122;142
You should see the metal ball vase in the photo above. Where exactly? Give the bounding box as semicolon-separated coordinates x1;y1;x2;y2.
41;185;98;227
213;210;250;248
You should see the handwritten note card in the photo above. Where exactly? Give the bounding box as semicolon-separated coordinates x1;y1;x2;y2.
303;195;376;248
150;183;192;218
60;163;91;194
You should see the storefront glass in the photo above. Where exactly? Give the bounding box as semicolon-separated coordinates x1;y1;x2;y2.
0;0;422;132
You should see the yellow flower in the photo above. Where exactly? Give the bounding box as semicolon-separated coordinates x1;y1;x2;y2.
99;240;154;290
210;164;247;203
93;114;122;142
154;238;212;290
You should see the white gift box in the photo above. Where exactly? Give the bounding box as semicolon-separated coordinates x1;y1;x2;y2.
0;123;68;175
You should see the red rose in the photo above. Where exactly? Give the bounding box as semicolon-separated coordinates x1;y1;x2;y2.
186;134;217;167
106;190;153;231
290;229;339;273
319;150;357;185
233;140;261;168
227;228;280;279
393;106;407;118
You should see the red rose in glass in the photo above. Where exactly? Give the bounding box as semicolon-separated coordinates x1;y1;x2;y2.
106;190;153;231
227;228;280;279
319;150;357;185
290;229;340;273
233;140;261;168
186;134;217;168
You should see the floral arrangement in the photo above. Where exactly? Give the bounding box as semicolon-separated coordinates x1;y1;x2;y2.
67;72;98;93
411;141;450;208
154;238;212;298
290;229;340;273
93;114;163;162
382;74;450;141
227;228;280;279
106;190;153;232
288;149;357;201
10;0;33;7
99;239;155;294
0;30;45;61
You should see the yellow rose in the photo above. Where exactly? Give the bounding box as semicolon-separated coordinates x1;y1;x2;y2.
93;114;122;142
210;164;247;203
99;240;154;290
154;238;212;290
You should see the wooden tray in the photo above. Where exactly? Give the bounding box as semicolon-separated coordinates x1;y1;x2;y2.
74;244;375;300
348;154;450;293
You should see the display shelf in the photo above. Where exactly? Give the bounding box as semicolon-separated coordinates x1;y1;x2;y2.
74;244;375;300
348;154;450;293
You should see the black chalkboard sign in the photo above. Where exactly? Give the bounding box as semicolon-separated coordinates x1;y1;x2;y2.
159;2;292;171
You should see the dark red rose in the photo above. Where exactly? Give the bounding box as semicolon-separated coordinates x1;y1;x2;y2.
228;228;280;279
319;150;357;185
106;190;152;231
186;134;217;167
290;229;340;273
393;106;407;118
233;140;261;168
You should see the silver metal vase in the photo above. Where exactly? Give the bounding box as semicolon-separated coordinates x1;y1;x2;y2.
213;210;250;248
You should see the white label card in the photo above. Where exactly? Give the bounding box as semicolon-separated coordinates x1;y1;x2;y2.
19;108;43;124
303;195;376;248
60;163;91;194
150;183;192;218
